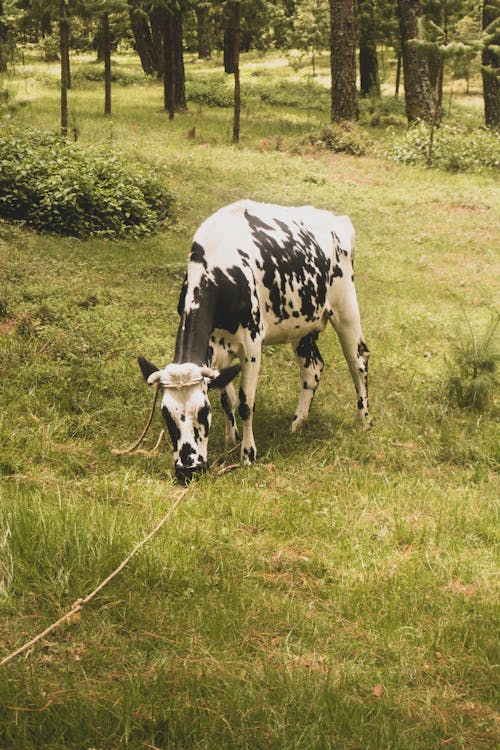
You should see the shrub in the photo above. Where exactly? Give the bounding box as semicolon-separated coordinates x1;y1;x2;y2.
186;73;234;107
306;122;373;156
72;63;147;86
0;127;174;238
445;311;499;413
386;121;500;173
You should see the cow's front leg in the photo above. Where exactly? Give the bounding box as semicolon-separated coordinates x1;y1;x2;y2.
220;383;240;449
291;332;324;432
238;348;262;465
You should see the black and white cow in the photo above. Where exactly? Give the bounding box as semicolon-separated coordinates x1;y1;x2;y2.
139;200;370;482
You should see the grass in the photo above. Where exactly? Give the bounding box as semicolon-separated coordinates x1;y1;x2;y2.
0;50;499;749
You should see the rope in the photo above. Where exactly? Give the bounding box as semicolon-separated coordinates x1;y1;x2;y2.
111;383;160;456
0;486;190;668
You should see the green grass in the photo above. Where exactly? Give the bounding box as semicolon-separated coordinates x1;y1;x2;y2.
0;50;499;749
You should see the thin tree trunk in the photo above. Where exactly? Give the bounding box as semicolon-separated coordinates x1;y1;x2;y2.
59;0;69;136
164;12;175;120
395;49;402;96
330;0;358;121
396;0;433;122
232;2;241;144
174;12;186;110
482;0;500;128
103;11;111;116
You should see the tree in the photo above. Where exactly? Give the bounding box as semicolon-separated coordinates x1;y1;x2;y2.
231;0;241;143
482;0;500;127
0;1;8;72
289;0;329;76
59;0;69;135
358;0;380;96
397;0;433;121
330;0;358;121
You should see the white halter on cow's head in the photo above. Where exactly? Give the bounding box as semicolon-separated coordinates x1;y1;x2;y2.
138;358;240;483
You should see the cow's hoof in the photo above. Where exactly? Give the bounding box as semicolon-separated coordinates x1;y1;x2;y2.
242;446;256;466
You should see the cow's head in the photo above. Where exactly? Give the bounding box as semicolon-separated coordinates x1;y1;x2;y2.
138;357;240;483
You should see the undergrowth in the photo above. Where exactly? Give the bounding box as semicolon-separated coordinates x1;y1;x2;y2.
0;126;174;237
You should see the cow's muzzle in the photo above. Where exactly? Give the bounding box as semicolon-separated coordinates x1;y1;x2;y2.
175;462;207;484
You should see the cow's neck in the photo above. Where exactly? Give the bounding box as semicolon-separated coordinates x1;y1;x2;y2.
174;294;215;366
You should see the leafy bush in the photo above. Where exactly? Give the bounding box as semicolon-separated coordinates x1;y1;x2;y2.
306;122;373;156
186;73;234;107
0;127;174;237
72;63;147;86
256;78;329;110
387;121;500;173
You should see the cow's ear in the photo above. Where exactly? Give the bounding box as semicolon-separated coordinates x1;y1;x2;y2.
208;364;241;390
138;356;159;382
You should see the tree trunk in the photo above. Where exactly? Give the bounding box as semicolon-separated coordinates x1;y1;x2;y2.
128;0;156;76
397;0;433;122
232;2;241;144
59;0;69;136
395;49;402;96
164;12;175;119
196;3;211;59
330;0;358;121
359;0;380;97
482;0;500;128
150;7;165;78
0;7;7;74
163;9;186;116
102;11;111;116
41;11;52;37
174;12;186;110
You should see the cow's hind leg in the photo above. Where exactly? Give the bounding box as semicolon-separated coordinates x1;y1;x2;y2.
220;383;239;449
291;332;324;432
329;298;371;429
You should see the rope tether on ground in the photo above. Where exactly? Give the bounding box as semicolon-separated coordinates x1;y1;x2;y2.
0;487;189;668
1;385;241;667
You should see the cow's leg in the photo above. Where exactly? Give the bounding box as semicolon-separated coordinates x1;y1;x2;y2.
238;346;262;465
329;295;371;429
291;332;324;432
220;383;239;449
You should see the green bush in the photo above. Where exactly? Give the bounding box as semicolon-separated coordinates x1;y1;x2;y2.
387;121;500;173
0;127;174;237
306;122;373;156
256;78;329;110
72;63;147;86
186;73;234;107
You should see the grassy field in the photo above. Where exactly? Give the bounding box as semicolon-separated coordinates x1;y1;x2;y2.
0;51;499;749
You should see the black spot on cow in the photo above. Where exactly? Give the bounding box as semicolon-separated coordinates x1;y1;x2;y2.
243;446;256;463
244;210;331;325
162;407;181;450
332;265;343;278
296;331;323;369
239;388;251;421
179;442;196;467
197;402;211;436
357;340;369;358
357;397;364;411
190;241;207;268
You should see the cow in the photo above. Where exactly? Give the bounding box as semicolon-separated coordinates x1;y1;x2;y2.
138;200;371;482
